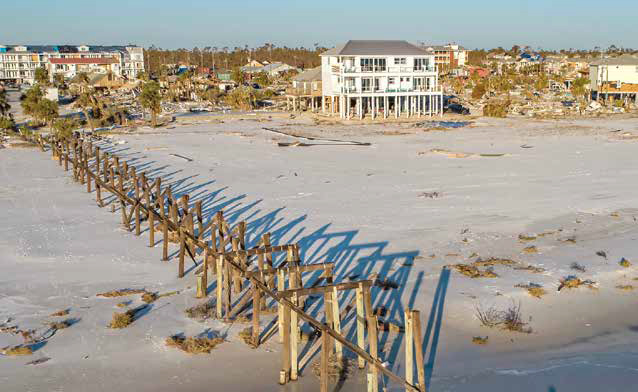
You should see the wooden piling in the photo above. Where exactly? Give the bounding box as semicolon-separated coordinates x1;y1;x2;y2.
405;309;414;388
412;310;426;392
216;255;224;318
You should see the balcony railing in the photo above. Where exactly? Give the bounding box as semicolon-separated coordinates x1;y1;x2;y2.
336;86;442;94
340;66;436;74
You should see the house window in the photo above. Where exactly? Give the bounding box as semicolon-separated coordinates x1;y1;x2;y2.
394;58;406;65
388;77;395;84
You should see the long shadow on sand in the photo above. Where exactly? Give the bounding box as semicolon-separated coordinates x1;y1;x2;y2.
94;139;449;389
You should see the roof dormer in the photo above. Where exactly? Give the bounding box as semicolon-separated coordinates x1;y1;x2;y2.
78;45;90;52
14;45;28;52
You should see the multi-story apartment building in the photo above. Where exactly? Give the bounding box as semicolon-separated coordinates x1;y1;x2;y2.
422;44;468;70
0;45;144;84
321;40;443;119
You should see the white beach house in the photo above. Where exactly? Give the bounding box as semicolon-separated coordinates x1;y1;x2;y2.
321;40;443;119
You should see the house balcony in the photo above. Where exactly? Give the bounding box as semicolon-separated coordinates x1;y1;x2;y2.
336;86;442;95
286;87;322;97
334;65;437;74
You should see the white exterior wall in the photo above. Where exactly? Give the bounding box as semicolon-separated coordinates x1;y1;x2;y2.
321;54;438;95
589;64;638;91
0;46;145;83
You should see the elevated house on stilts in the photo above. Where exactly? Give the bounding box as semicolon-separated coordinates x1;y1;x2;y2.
320;40;443;119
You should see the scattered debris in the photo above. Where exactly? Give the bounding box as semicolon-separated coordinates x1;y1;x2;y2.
50;309;69;317
620;258;631;268
472;336;489;345
596;251;608;259
418;191;440;199
616;285;635;291
570;262;587;273
473;258;517;267
169;153;194;162
26;357;51;365
374;278;399;290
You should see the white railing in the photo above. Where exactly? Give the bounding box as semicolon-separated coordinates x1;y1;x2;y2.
335;86;442;94
339;66;437;74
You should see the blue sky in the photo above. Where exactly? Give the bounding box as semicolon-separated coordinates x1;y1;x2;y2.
3;0;637;50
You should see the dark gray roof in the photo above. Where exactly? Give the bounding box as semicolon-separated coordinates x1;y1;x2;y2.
590;54;638;66
293;67;321;82
321;40;429;56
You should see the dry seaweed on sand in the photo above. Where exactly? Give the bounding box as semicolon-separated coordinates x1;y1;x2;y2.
108;305;147;329
50;309;69;317
472;336;489;345
453;264;499;278
48;319;72;330
518;234;537;242
619;258;631;268
513;264;546;273
238;327;257;346
557;276;597;291
523;246;538;254
97;289;146;298
311;353;352;382
2;345;33;356
515;283;547;298
185;301;215;321
473;258;517;267
616;285;635;291
165;334;224;354
141;292;158;303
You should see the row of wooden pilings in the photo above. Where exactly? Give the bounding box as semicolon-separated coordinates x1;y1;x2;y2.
35;133;428;392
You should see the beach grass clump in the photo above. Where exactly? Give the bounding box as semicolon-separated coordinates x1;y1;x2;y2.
475;302;532;333
165;335;224;354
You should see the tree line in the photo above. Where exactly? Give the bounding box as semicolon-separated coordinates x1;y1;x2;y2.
144;44;326;76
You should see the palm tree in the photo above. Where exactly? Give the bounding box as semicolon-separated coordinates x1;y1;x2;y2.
0;89;10;118
74;91;96;131
139;81;162;127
